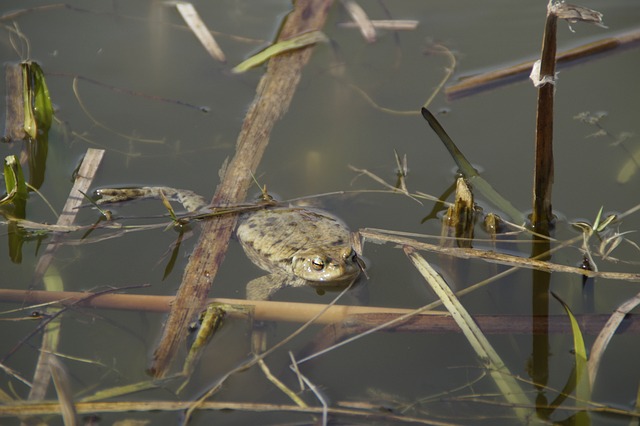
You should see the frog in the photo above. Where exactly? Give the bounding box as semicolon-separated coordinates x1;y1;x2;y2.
95;187;363;300
236;205;361;300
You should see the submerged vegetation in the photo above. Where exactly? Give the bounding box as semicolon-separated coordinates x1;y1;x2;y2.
1;1;639;425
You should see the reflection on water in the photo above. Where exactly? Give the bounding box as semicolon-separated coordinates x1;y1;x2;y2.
1;0;640;424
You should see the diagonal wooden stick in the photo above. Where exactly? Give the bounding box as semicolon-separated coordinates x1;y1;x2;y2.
28;148;105;403
149;0;335;378
31;148;105;284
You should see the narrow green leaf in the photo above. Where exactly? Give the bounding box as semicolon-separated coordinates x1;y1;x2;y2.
421;108;526;225
232;31;328;74
80;379;164;403
405;247;539;424
592;206;604;232
421;107;477;177
158;189;178;222
163;229;185;280
552;293;591;403
600;214;617;231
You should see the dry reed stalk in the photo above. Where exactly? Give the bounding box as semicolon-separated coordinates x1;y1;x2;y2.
31;149;105;284
0;288;441;324
3;289;639;335
0;400;449;424
338;20;419;31
359;229;640;281
175;2;226;62
446;28;640;100
342;0;376;42
531;6;557;230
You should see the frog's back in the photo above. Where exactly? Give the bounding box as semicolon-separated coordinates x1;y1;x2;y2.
236;206;352;274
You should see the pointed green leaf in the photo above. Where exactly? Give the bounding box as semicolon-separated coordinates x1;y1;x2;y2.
27;62;53;133
421;108;526;225
406;247;539;424
552;293;591;403
232;31;328;74
592;206;604;231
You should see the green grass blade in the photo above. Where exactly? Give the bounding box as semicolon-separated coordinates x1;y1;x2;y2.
405;247;539;424
552;293;591;403
421;108;526;225
232;31;328;74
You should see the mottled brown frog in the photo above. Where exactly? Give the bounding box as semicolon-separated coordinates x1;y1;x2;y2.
96;187;362;300
236;206;361;300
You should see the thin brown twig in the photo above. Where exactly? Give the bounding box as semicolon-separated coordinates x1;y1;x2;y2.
31;149;105;285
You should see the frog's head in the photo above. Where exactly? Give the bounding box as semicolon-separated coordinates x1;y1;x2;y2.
292;246;362;283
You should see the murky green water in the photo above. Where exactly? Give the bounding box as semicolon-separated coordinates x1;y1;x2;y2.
1;1;639;424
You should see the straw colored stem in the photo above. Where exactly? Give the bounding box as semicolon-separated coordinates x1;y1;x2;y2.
3;289;639;335
0;288;440;324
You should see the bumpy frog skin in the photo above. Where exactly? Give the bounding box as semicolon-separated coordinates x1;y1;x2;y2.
236;207;361;300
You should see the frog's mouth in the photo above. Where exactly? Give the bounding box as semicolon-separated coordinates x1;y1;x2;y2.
306;274;360;293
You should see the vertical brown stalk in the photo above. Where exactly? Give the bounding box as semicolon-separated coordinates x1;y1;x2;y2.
531;8;557;230
531;236;551;419
530;4;557;417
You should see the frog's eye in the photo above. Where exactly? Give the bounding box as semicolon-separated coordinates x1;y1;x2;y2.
311;257;325;270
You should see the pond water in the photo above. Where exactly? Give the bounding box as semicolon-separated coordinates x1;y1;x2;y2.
1;0;640;424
